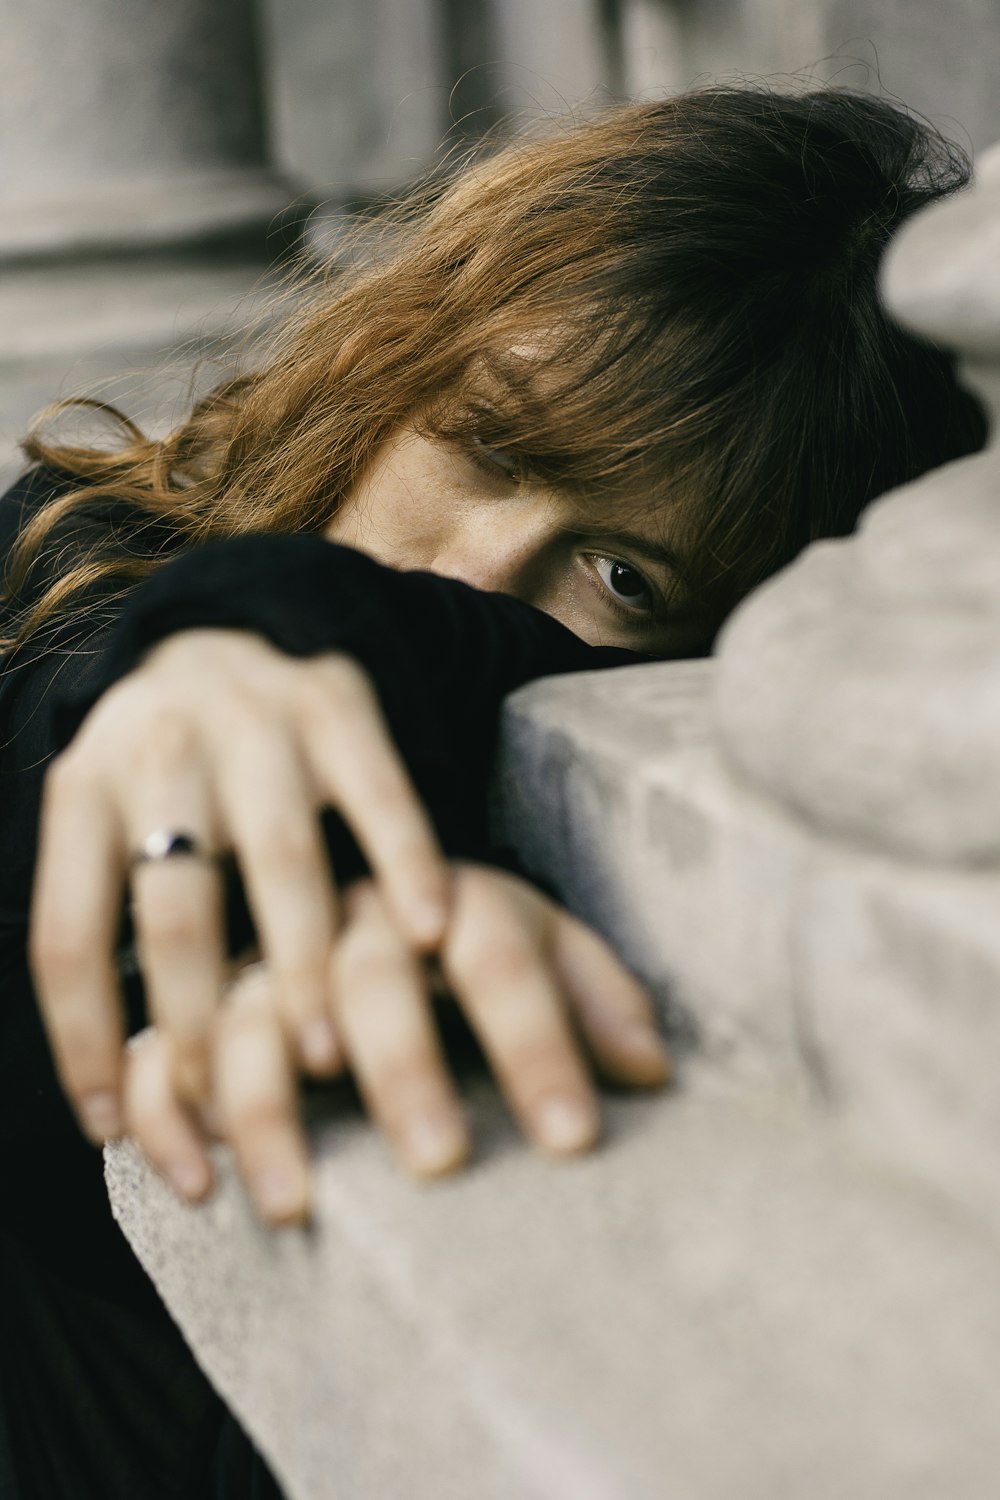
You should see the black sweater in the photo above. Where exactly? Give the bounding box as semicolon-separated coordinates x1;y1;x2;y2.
0;469;641;1500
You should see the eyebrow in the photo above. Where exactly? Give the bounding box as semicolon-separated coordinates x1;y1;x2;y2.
571;525;688;586
599;528;685;575
476;351;689;584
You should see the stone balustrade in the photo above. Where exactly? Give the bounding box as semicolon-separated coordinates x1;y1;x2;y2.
0;0;290;261
105;140;1000;1497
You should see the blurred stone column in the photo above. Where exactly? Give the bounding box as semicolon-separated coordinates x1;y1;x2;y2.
0;0;290;260
615;0;1000;155
259;0;446;194
490;0;620;116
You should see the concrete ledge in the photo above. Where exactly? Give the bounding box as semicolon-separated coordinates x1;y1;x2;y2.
106;1063;1000;1500
496;660;1000;1240
103;658;1000;1499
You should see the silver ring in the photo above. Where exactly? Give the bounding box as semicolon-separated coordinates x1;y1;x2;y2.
129;829;216;868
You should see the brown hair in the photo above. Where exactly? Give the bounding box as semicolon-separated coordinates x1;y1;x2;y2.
3;84;987;653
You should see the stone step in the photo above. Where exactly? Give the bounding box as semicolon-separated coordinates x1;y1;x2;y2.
106;1059;1000;1500
103;654;1000;1499
0;254;275;482
496;659;1000;1244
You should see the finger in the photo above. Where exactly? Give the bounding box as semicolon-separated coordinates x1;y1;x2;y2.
333;883;469;1177
212;727;341;1075
127;763;227;1107
123;1029;214;1201
300;660;450;951
215;963;311;1225
441;873;601;1156
29;754;128;1142
551;915;672;1086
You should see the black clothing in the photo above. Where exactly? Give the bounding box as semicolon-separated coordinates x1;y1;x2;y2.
0;469;641;1499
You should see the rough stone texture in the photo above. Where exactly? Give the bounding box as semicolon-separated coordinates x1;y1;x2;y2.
497;664;1000;1241
105;655;1000;1499
713;142;1000;864
106;1059;1000;1500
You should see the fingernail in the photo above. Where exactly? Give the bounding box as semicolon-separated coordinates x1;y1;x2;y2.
79;1091;123;1143
535;1096;599;1154
301;1017;339;1071
403;1110;467;1175
617;1022;673;1080
168;1158;212;1200
254;1162;309;1222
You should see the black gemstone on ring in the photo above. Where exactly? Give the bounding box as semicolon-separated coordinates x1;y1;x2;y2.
130;829;211;866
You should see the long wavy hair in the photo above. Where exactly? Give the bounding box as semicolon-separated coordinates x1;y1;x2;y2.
2;84;987;653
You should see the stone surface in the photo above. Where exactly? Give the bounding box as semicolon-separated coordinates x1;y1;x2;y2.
619;0;1000;155
106;1059;1000;1500
713;140;1000;863
0;0;289;258
260;0;447;194
496;664;1000;1238
104;658;1000;1498
0;256;278;485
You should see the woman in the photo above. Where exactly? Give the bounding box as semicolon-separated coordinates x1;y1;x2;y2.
0;86;986;1498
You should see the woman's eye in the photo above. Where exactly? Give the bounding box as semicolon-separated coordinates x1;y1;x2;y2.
592;555;655;613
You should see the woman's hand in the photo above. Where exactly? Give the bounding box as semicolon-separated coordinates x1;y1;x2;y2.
29;629;451;1140
122;865;672;1224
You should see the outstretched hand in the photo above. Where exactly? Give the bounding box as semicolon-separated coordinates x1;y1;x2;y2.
122;864;672;1224
29;628;451;1137
28;626;671;1220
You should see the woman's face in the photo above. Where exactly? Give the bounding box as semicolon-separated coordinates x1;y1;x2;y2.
326;425;702;657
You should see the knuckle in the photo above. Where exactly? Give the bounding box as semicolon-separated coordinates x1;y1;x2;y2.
223;967;273;1021
29;922;93;982
272;958;327;1003
312;653;371;700
503;1038;576;1088
125;1072;168;1136
336;916;404;988
29;924;81;984
341;880;383;925
226;1090;290;1137
216;677;271;725
132;713;200;772
42;748;93;802
448;928;537;988
55;1026;111;1081
243;818;318;872
368;1057;444;1110
169;1045;211;1103
338;941;401;996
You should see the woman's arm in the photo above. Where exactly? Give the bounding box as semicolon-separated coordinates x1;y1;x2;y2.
10;519;665;1219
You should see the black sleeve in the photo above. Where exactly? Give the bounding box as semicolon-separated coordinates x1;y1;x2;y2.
1;477;642;1146
0;476;646;1495
50;530;642;860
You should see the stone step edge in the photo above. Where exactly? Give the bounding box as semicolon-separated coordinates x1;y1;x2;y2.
492;659;1000;1242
